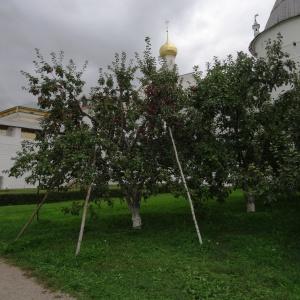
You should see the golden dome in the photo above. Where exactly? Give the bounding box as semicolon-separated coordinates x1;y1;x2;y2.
159;41;177;57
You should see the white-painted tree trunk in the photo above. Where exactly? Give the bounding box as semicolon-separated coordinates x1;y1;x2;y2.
246;193;256;213
168;127;203;245
128;201;142;229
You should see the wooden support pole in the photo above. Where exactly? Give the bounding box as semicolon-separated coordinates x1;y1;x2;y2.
168;127;203;245
15;192;49;241
75;150;97;256
75;183;93;256
36;183;40;221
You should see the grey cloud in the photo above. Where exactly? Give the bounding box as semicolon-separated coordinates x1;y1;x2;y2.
0;0;274;110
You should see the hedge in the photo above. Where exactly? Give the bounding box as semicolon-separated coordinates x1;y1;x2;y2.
0;189;122;206
0;185;170;206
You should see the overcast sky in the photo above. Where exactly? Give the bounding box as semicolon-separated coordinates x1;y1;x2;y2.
0;0;275;110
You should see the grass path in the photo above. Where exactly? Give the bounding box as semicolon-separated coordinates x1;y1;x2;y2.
0;192;300;299
0;259;74;300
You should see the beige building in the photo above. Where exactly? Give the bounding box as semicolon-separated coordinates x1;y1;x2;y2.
0;105;45;189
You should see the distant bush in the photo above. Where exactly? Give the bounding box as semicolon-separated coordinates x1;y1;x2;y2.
0;189;119;206
0;185;169;206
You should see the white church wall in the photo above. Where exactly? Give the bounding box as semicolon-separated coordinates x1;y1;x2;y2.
250;17;300;99
0;132;35;190
252;17;300;64
180;73;196;89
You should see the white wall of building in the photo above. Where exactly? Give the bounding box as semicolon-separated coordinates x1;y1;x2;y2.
0;107;43;190
251;17;300;63
250;17;300;99
180;73;196;89
0;132;36;189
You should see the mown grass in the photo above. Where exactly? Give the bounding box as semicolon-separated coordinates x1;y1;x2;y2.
0;191;299;299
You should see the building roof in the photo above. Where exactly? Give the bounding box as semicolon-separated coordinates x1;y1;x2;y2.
265;0;300;30
249;0;300;56
0;105;46;130
0;106;47;118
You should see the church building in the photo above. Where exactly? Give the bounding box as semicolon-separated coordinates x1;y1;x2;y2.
250;0;300;63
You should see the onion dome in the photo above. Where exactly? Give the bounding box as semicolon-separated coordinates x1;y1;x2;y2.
159;21;178;57
159;41;178;57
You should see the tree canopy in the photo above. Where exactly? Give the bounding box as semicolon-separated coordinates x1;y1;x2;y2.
10;36;300;244
187;36;299;211
10;39;188;231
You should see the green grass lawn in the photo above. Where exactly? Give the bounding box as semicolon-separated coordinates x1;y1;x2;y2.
0;192;299;299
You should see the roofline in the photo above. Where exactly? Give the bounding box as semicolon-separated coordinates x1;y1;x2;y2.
0;106;47;118
179;72;194;77
249;14;300;56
